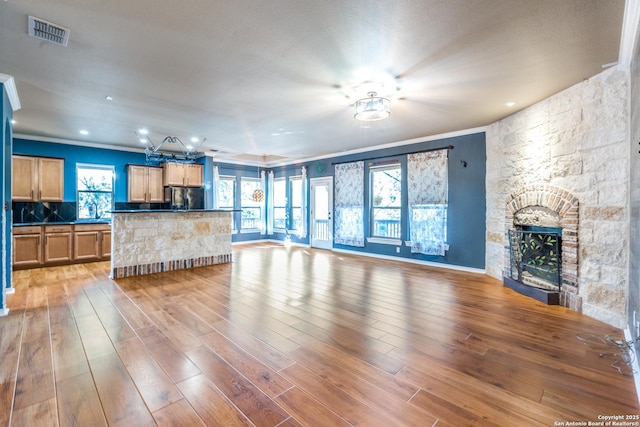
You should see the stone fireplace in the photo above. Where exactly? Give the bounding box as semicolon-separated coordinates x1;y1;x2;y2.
503;184;581;311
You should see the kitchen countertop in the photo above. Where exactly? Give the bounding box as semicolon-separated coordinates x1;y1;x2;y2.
13;220;111;227
111;209;238;213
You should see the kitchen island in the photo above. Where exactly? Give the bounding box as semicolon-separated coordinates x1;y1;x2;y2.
110;209;233;278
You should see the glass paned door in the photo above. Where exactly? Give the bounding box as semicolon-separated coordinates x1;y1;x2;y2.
310;177;333;249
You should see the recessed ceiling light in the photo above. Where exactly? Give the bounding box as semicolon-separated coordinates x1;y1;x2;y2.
139;138;148;144
190;137;199;143
505;101;516;107
105;95;113;101
138;128;149;135
186;145;194;150
79;129;89;135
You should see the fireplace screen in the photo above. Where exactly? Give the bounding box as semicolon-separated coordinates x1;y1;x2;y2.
508;230;561;291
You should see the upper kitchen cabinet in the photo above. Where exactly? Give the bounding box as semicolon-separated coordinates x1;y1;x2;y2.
163;162;203;187
12;155;64;201
127;165;164;203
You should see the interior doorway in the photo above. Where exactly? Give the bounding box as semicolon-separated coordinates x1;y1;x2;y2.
310;177;333;249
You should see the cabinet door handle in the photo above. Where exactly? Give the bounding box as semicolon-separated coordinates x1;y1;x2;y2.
38;190;41;200
95;234;98;241
31;190;34;199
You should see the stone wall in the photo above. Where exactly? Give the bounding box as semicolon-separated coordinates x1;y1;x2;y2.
110;210;233;278
628;21;640;342
486;66;630;328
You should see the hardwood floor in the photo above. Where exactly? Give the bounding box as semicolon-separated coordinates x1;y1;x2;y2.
2;242;639;426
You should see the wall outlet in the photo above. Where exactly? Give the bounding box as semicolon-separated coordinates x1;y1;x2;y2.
396;247;400;253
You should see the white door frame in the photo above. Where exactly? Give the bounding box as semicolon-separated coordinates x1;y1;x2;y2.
310;177;333;249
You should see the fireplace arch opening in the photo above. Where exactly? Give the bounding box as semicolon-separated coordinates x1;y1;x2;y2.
503;184;580;311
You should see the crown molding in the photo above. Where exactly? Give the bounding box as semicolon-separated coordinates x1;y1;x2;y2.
0;74;21;111
265;126;487;168
13;133;146;154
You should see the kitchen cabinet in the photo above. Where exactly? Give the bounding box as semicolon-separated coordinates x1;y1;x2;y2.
163;162;203;187
127;165;164;203
12;155;64;201
74;224;111;261
13;223;111;269
44;225;73;263
12;226;42;267
101;230;112;258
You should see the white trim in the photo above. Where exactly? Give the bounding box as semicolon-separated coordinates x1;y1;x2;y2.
0;308;8;317
264;126;487;168
16;126;486;169
232;238;310;248
619;0;640;68
367;237;402;246
0;74;21;111
331;247;486;274
14;133;147;154
231;239;484;273
624;328;640;405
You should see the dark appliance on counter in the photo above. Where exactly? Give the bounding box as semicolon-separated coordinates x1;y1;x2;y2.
164;187;205;210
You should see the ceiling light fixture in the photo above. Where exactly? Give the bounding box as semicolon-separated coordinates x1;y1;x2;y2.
135;131;206;164
354;91;390;121
79;129;89;135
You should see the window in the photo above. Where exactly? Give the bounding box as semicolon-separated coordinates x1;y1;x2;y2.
218;175;236;230
77;164;114;220
241;177;262;231
273;177;287;229
370;163;401;239
290;176;302;231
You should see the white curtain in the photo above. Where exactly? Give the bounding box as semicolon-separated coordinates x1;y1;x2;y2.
266;171;274;235
407;150;448;256
334;161;365;247
212;165;220;209
260;170;266;234
299;166;308;238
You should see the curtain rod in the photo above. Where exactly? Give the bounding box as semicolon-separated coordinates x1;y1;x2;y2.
331;144;453;166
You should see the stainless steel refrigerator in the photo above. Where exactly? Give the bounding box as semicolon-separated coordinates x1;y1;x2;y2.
164;186;205;210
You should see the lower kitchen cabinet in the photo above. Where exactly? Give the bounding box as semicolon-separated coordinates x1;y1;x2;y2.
74;224;111;261
13;226;43;267
44;225;73;263
13;223;111;269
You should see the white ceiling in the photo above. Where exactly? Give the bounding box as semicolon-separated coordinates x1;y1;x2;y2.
0;0;626;165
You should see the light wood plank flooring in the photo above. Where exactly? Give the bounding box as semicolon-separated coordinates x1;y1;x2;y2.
2;242;639;426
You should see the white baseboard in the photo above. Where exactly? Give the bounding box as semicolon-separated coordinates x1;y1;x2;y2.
330;248;486;274
234;239;485;274
232;238;310;248
624;328;640;405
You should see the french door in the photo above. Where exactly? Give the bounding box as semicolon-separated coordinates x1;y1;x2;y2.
310;177;333;249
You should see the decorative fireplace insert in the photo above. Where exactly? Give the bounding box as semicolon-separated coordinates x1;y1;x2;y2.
506;227;562;304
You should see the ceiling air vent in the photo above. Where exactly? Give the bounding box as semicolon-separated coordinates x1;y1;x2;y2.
28;16;70;47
